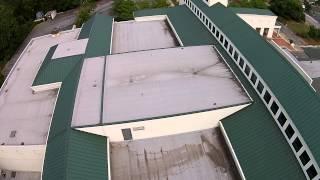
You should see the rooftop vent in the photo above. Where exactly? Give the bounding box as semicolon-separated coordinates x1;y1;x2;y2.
10;130;16;138
11;171;16;178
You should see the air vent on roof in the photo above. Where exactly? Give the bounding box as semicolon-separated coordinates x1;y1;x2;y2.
10;130;16;138
1;170;6;178
20;142;24;145
11;171;16;178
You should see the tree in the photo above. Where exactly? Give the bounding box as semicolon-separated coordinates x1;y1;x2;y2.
75;0;96;27
152;0;170;8
270;0;305;22
112;0;136;21
304;0;312;13
229;0;267;9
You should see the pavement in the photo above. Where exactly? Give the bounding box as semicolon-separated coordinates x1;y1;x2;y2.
277;22;307;46
2;0;113;76
305;13;320;28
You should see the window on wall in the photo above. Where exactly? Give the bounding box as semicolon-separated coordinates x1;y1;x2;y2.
219;35;224;43
292;137;303;152
257;81;264;94
239;57;244;68
244;65;251;76
229;46;233;55
285;124;295;139
277;112;287;126
263;91;271;104
270;102;279;115
306;165;317;179
299;151;310;166
250;73;257;84
224;40;229;49
233;51;239;61
216;30;220;38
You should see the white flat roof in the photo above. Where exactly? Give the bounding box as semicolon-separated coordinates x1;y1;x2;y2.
0;29;80;145
72;56;105;127
71;45;249;127
111;20;178;54
52;38;88;59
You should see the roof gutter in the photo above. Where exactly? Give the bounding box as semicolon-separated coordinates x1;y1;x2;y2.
219;121;246;180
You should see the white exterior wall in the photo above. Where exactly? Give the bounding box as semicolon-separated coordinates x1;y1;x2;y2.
237;14;277;38
77;103;250;142
134;15;167;22
0;145;45;172
207;0;228;7
179;0;227;6
31;82;62;92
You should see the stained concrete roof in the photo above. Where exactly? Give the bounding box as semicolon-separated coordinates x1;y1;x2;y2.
111;128;239;180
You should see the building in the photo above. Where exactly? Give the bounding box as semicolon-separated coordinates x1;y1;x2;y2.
0;0;319;179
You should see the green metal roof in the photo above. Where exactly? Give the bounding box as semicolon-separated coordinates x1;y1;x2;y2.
229;7;275;16
84;14;113;58
135;5;305;179
191;0;320;166
41;14;113;180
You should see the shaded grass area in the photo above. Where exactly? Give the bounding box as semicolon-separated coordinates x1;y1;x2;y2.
287;21;309;36
282;19;320;45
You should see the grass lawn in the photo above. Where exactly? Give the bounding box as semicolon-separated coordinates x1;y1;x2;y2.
285;20;320;45
286;21;309;36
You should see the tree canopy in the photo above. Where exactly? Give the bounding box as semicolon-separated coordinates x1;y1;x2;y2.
229;0;267;9
113;0;170;21
270;0;305;22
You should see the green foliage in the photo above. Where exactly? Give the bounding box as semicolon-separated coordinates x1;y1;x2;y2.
270;0;305;22
229;0;267;9
152;0;170;8
0;5;34;63
304;0;312;13
113;0;170;21
136;0;152;9
75;1;96;27
308;25;320;39
113;0;137;21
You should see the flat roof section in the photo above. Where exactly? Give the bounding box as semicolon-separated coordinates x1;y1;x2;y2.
0;29;80;145
110;128;239;180
52;38;88;59
103;45;249;124
72;56;105;127
111;20;179;54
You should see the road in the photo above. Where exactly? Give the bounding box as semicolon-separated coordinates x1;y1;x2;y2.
305;13;320;28
2;0;113;76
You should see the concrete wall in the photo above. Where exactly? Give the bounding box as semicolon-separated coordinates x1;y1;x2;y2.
237;14;278;38
77;103;250;142
179;0;228;6
134;15;167;22
0;145;45;172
